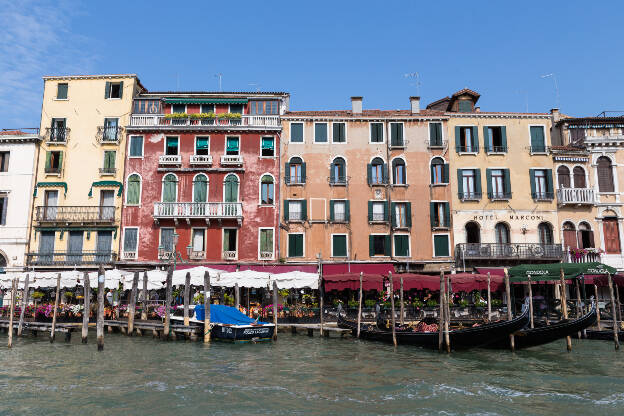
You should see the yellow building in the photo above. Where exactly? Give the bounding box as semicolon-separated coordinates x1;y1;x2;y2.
428;89;561;270
27;74;145;268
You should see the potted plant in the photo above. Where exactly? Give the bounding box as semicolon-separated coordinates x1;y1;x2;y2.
347;299;359;308
426;299;438;308
364;299;376;308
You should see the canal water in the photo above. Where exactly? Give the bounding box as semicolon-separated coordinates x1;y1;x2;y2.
0;333;623;415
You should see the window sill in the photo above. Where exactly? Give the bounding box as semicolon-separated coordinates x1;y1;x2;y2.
258;204;275;208
394;255;411;258
331;141;347;144
105;97;122;100
432;226;450;231
329;183;348;187
287;220;305;223
286;183;306;186
529;152;549;156
532;198;554;202
431;183;448;187
124;204;141;208
369;141;385;145
489;198;511;202
457;151;479;155
45;172;62;177
330;221;349;224
486;151;507;155
259;155;276;159
128;156;144;159
54;98;69;101
369;220;389;224
598;192;618;195
369;183;387;187
393;226;411;230
392;184;408;188
371;255;391;258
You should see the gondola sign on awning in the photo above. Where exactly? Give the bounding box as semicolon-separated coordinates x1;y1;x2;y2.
508;262;617;282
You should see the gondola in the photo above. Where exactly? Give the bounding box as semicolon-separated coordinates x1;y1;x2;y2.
484;298;597;349
337;300;530;349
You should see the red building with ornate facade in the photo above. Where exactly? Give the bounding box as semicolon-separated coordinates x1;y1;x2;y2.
119;91;289;266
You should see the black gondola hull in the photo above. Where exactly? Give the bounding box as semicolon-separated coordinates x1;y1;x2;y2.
211;324;275;342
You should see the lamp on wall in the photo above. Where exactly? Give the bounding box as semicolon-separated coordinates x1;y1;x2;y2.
521;224;528;235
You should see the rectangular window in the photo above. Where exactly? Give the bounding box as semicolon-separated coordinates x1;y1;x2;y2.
371;202;385;222
289;162;303;184
103;151;116;173
314;123;328;143
370;163;384;185
332;122;346;143
43;190;58;220
331;200;348;222
261;137;275;157
394;235;410;257
129;136;143;157
370;235;390;256
56;83;68;100
251;101;279;115
259;229;274;257
201;104;215;114
530;126;546;153
50;118;66;142
433;235;450;257
196;136;209;155
603;218;621;254
103;118;119;141
0;195;7;225
288;233;304;257
458;100;472;112
531;169;553;200
45;151;63;174
430;202;449;228
370;122;384;143
165;137;179;155
390;123;404;147
160;228;175;252
288;200;303;221
0;152;9;172
192;229;205;252
105;81;123;99
429;122;443;146
394;202;408;228
332;235;347;257
491;169;505;198
223;229;237;255
229;104;244;114
226;136;240;155
486;126;506;152
172;104;186;114
123;228;138;253
462;170;477;199
458;127;476;152
290;122;304;142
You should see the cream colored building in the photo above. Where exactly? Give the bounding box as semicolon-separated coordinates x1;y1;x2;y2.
27;74;144;268
427;89;561;269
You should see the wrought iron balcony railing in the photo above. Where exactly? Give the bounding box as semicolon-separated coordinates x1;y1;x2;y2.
284;175;305;185
153;202;243;223
259;251;273;260
45;127;70;144
526;145;550;154
456;145;479;153
96;126;124;144
99;167;117;175
426;140;447;149
531;191;554;201
557;188;595;205
458;191;482;201
456;243;564;261
485;146;508;153
488;191;512;201
26;251;117;266
328;176;349;186
34;206;116;223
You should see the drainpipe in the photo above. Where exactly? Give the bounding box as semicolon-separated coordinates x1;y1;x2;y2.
26;133;42;268
276;131;282;263
385;120;394;262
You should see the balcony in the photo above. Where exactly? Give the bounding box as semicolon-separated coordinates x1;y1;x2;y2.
220;155;243;166
389;139;408;149
456;145;479;153
531;191;554;201
328;176;349;186
485;146;508;154
426;140;447;149
488;191;512;201
26;251;117;266
259;251;273;260
190;154;213;165
526;145;550;154
223;251;237;260
458;192;482;201
129;114;280;129
121;251;137;260
34;206;115;224
99;167;117;176
285;175;305;185
456;243;564;263
44;127;70;144
557;188;595;205
566;248;602;263
189;250;206;260
153;202;243;225
159;155;182;165
96;126;124;144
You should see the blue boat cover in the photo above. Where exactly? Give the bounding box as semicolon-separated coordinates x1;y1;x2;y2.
194;304;268;325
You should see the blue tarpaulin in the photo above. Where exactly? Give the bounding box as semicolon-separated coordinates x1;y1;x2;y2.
194;304;268;325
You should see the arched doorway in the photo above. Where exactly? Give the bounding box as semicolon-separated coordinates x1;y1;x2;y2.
465;222;480;244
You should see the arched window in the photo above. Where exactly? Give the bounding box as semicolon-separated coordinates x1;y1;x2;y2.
193;174;208;203
495;223;510;244
0;252;6;268
538;222;553;245
126;174;141;205
573;166;586;188
162;174;177;202
369;157;386;185
597;156;614;192
260;175;274;205
562;221;577;249
287;157;305;184
224;174;239;202
465;222;480;244
557;165;570;188
578;222;595;248
330;157;346;185
431;157;445;185
392;158;406;185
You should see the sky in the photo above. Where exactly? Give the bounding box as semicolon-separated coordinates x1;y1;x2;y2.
1;0;623;128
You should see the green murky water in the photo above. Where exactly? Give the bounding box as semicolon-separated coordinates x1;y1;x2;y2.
0;332;623;415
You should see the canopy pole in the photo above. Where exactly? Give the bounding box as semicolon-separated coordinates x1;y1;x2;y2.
445;276;451;353
7;278;16;348
17;274;29;337
50;273;61;343
234;283;240;311
438;270;445;352
504;269;515;352
581;274;587;314
128;271;139;335
183;272;191;326
575;278;583;339
82;271;90;343
528;276;534;329
357;272;363;338
97;266;105;351
487;272;492;322
607;272;619;350
272;281;278;341
318;254;324;337
162;265;173;341
616;281;622;325
141;271;148;320
594;284;602;330
203;271;211;343
559;267;572;352
389;272;397;347
399;275;404;326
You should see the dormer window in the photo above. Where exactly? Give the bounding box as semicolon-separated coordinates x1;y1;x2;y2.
458;100;472;112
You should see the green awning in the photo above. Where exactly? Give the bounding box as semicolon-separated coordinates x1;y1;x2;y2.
88;180;123;197
261;137;274;150
164;98;248;105
34;182;67;197
509;262;617;282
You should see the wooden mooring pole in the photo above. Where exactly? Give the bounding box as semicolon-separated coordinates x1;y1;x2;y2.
389;272;397;347
203;271;211;343
8;278;16;348
399;275;404;326
163;265;173;340
487;272;492;322
82;271;90;343
607;272;619;350
438;270;444;352
559;268;572;352
141;271;148;320
528;276;534;329
17;274;29;337
128;271;139;335
504;269;515;352
357;271;363;338
184;272;191;326
445;276;451;353
50;273;61;343
97;266;105;351
234;283;240;311
594;284;602;330
272;281;278;341
318;255;324;337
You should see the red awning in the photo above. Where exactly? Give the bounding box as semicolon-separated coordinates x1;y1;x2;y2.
323;273;384;291
450;273;505;292
583;274;624;287
322;263;395;275
239;264;317;273
389;274;440;291
475;268;505;277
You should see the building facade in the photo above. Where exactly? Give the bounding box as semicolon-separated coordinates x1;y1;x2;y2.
27;74;144;268
0;131;40;272
430;89;562;270
279;96;454;272
119;91;289;265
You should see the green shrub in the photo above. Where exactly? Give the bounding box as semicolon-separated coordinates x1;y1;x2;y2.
218;112;242;119
364;299;376;308
426;299;438;307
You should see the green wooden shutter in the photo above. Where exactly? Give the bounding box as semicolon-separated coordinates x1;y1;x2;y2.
475;169;482;195
329;200;335;222
503;169;511;196
163;176;176;202
288;234;295;257
301;200;307;220
104;151;115;169
429;202;435;227
529;169;536;198
443;164;449;183
194;177;207;202
486;169;492;198
283;200;289;221
444;203;450;227
45;151;51;170
384;235;391;256
383;201;389;222
454;126;461;152
391;202;397;228
119;81;124;99
546;169;553;194
369;235;374;257
483;126;490;152
58;152;63;170
434;235;449;257
457;169;463;195
345;200;350;222
367;164;372;185
472;127;479;152
431;163;435;184
383;164;389;183
105;82;111;98
501;126;507;151
284;163;290;184
329;163;335;183
301;162;306;183
429;123;438;145
406;202;412;227
368;201;373;221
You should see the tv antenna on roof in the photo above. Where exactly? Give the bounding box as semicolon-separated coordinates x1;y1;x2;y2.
404;72;420;96
249;82;261;92
540;73;559;109
214;73;223;91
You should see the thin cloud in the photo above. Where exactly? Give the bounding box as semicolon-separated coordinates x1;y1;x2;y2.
0;0;98;128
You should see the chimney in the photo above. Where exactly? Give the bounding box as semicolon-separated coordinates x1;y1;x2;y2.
550;108;560;122
475;107;481;112
409;96;420;114
351;96;362;114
